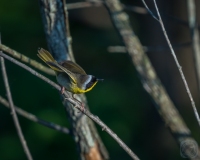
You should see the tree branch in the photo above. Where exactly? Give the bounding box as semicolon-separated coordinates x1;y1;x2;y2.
67;1;102;10
39;0;109;159
186;0;200;93
66;0;200;34
152;0;200;127
107;42;191;53
0;95;70;135
1;55;33;160
0;51;140;160
0;44;55;75
104;0;200;159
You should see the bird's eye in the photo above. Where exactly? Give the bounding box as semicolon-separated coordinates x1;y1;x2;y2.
91;76;97;83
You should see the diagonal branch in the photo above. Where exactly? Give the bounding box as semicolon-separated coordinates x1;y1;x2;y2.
1;55;33;160
0;44;55;75
0;95;70;135
152;0;200;127
104;0;200;159
0;51;140;160
39;0;109;159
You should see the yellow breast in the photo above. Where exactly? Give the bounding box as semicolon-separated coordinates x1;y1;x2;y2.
72;81;98;94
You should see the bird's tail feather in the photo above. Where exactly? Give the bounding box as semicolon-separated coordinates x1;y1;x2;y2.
37;48;63;72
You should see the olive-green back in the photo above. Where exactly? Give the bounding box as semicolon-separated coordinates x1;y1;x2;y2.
60;61;87;75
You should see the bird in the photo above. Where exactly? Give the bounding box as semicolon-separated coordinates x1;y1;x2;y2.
37;48;103;111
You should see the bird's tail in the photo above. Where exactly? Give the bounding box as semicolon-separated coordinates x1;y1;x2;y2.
37;48;62;72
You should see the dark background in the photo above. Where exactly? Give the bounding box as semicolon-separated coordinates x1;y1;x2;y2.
0;0;200;160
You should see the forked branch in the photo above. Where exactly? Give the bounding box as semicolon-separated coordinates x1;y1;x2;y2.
151;0;200;126
104;0;200;159
0;52;140;160
1;56;33;160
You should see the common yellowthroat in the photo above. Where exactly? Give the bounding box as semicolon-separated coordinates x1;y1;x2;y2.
37;48;103;110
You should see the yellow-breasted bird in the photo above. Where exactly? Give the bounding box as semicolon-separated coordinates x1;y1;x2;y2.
37;48;103;110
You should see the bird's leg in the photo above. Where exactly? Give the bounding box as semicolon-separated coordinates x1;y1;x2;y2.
60;86;65;94
72;94;85;112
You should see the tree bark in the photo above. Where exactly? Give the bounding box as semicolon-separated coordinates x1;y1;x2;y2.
39;0;109;159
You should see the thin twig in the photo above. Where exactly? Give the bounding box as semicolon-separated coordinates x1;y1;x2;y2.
67;1;101;10
140;0;159;21
67;0;200;33
67;0;148;14
186;0;200;93
1;56;33;160
107;42;191;53
0;51;140;160
0;52;61;92
108;46;127;53
67;0;148;15
122;4;148;14
0;95;70;135
0;44;55;75
63;0;75;61
152;0;200;126
104;0;200;159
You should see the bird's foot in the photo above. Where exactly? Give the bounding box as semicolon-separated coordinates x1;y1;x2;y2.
79;102;85;112
60;86;65;94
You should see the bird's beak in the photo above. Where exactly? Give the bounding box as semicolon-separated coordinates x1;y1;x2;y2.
97;78;104;82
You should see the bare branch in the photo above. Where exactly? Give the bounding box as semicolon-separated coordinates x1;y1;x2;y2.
63;1;75;62
107;42;191;53
152;0;200;127
67;1;147;15
0;52;60;91
0;95;70;135
186;0;200;93
104;0;200;159
108;46;127;53
140;0;159;21
39;0;109;159
1;56;33;160
122;4;148;14
0;44;55;75
66;0;200;36
0;51;140;160
67;1;102;10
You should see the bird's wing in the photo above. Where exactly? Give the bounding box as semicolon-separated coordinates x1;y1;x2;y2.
46;62;77;83
60;61;87;75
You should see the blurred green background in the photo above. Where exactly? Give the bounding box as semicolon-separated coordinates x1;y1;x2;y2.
0;0;200;160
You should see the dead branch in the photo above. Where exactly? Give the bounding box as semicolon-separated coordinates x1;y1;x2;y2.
152;0;200;127
104;0;200;159
0;95;70;135
0;44;54;75
186;0;200;93
1;54;33;160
